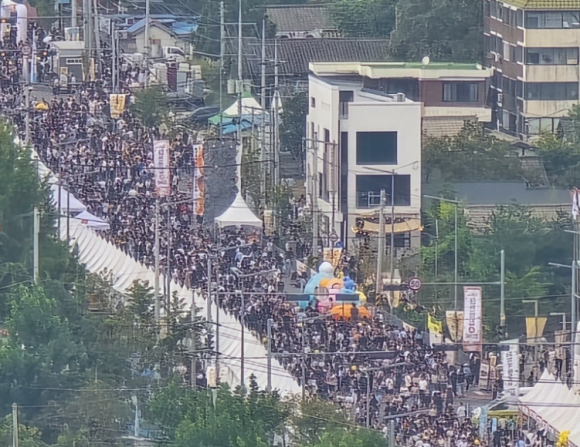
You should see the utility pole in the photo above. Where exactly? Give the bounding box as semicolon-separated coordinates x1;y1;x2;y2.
301;323;306;401
572;229;577;369
236;0;243;153
500;249;506;334
111;21;116;92
389;173;396;285
93;0;101;74
33;207;39;284
206;257;212;324
144;0;150;86
219;2;225;131
266;318;273;392
375;189;386;299
154;198;160;326
311;139;319;257
454;202;458;311
260;18;266;196
240;285;245;390
190;302;197;389
24;86;30;146
12;403;18;447
273;39;280;186
71;0;77;29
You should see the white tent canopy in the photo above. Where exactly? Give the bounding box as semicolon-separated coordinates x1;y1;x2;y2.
73;210;110;231
519;370;580;446
215;193;262;228
223;94;263;117
50;184;87;213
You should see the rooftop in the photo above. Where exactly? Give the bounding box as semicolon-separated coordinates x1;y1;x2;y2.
242;38;390;78
450;182;570;206
500;0;580;9
309;61;491;80
265;4;333;33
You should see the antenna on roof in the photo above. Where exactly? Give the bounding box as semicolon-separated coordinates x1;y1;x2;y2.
422;56;430;66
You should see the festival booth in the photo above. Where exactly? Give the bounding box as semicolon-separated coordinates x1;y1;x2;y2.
519;370;580;447
214;193;262;228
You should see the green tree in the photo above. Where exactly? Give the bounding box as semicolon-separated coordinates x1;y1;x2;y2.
328;0;396;38
149;376;289;447
280;91;308;160
423;121;524;183
0;415;44;447
132;86;168;127
389;0;482;62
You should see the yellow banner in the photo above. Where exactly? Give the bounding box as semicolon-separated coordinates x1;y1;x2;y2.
323;247;342;268
110;94;127;119
446;311;464;342
428;314;443;334
526;317;547;342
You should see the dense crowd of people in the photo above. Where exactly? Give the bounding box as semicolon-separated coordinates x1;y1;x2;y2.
0;21;520;447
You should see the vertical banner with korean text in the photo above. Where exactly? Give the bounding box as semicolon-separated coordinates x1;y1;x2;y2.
501;339;520;397
463;286;482;352
154;140;171;197
192;144;204;215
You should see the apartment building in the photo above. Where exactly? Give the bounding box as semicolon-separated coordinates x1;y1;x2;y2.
484;0;580;137
306;73;422;255
309;61;492;137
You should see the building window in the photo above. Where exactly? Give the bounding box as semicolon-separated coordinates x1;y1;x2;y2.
356;131;397;165
484;0;490;17
339;90;353;119
503;42;511;61
517;9;523;27
387;232;412;249
355;174;411;208
524;82;579;100
490;0;497;17
525;47;579;65
525;11;580;28
310;97;316;108
442;82;479;102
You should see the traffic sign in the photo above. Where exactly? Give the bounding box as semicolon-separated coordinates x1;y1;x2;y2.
408;277;422;291
21;45;31;57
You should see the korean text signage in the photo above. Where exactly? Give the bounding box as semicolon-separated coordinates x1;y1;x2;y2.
154;140;171;197
463;286;482;352
501;339;519;397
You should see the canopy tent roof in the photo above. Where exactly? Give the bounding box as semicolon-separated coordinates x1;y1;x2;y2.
73;210;110;231
208;93;263;125
215;193;262;228
519;370;580;446
50;184;87;214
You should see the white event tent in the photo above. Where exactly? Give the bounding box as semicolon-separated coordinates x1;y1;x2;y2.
519;370;580;446
215;193;262;228
73;210;110;231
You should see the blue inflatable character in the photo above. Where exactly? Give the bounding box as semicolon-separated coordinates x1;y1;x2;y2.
301;261;335;309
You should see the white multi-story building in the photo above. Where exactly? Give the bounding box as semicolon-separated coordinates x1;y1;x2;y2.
306;72;423;255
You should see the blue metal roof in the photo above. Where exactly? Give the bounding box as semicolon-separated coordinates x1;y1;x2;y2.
172;21;199;35
126;18;198;35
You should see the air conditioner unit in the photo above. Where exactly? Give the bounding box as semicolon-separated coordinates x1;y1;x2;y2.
117;30;129;39
497;93;503;106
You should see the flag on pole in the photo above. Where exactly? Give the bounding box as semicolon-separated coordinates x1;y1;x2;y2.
572;188;580;220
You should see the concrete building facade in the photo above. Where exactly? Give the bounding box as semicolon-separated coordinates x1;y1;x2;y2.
484;0;580;137
306;73;422;256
